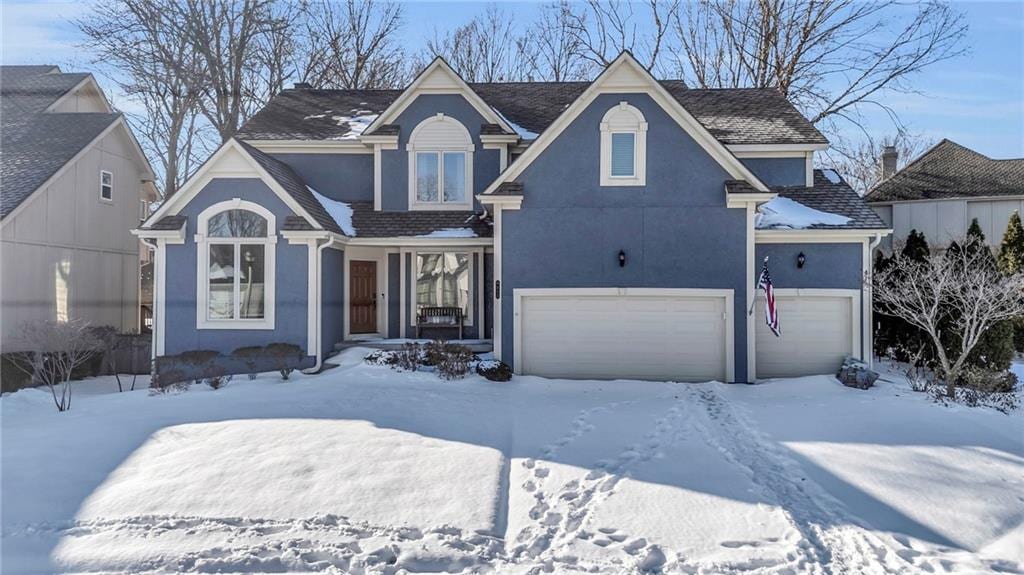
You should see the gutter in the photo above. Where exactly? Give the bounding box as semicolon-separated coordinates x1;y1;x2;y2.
302;236;338;375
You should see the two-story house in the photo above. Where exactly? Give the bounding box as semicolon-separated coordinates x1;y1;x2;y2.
1;65;158;350
136;53;889;382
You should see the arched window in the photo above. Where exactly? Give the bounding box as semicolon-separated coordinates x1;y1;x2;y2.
407;114;474;210
195;199;277;329
600;102;647;186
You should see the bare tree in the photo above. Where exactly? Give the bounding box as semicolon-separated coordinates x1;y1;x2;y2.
668;0;967;134
529;1;591;81
823;131;933;195
10;320;103;412
870;238;1024;397
426;4;535;82
295;0;408;89
77;0;211;197
564;0;678;72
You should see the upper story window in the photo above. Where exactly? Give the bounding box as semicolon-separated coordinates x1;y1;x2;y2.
407;114;474;210
195;200;277;330
100;170;113;201
600;102;647;186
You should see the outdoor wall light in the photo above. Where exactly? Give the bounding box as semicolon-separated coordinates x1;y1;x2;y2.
797;252;806;269
618;250;627;267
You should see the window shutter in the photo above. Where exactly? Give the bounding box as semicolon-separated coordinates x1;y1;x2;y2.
610;133;635;177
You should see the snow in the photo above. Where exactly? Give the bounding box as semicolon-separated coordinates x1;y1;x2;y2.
314;110;379;140
493;108;539;140
756;196;852;229
821;168;843;184
418;227;478;238
308;185;356;236
2;352;1020;574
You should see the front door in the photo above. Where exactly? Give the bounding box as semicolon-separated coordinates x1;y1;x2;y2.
350;261;377;334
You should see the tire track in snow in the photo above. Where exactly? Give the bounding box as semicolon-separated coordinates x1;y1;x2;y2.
687;385;924;575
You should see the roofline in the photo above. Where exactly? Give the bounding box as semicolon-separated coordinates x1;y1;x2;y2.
481;51;771;196
1;116;149;225
865;193;1024;206
726;143;828;153
243;139;373;154
44;74;114;114
755;228;893;243
143;138;323;231
362;57;514;136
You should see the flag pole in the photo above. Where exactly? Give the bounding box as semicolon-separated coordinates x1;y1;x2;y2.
747;256;768;316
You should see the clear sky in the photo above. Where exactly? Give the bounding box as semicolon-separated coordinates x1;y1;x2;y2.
3;0;1022;159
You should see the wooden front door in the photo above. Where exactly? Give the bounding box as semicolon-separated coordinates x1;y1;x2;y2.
350;261;377;334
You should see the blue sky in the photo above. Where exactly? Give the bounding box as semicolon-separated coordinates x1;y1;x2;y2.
3;0;1022;158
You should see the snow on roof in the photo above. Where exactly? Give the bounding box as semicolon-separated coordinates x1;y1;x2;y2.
308;186;356;236
821;169;842;184
493;107;538;140
417;227;478;238
304;109;379;140
756;196;851;229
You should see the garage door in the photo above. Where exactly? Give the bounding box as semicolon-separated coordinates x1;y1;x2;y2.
756;291;857;379
517;289;731;382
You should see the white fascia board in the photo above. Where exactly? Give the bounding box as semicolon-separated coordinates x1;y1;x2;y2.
359;134;400;146
346;237;493;247
481;52;770;197
476;194;523;209
727;143;829;153
145;139;324;232
480;134;519;144
363;57;514;135
245;140;373;154
726;191;777;208
755;228;893;243
132;223;186;244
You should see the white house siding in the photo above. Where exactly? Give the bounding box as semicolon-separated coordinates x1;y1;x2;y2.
1;126;144;350
49;83;109;113
877;197;1023;250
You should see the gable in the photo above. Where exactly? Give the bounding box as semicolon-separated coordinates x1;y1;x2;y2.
481;52;769;197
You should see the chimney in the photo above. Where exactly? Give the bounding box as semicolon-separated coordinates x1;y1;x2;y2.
293;82;312;89
881;145;898;179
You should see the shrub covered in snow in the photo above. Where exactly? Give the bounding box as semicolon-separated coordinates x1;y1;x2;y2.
475;360;512;382
393;343;422;372
364;349;399;367
436;344;474;380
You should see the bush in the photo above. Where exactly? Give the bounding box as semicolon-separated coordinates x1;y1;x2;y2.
476;360;512;382
365;349;399;367
265;343;304;380
422;340;447;367
206;374;232;389
394;343;422;372
232;346;264;380
436;344;473;380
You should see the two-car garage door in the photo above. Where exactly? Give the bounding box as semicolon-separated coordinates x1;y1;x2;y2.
516;289;732;382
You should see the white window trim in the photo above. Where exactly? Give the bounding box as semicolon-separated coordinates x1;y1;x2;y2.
600;102;647;187
99;170;113;202
411;248;476;327
194;199;277;330
407;114;474;211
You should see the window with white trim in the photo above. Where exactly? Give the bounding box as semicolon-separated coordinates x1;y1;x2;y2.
100;170;113;201
195;201;277;329
600;102;647;186
415;252;473;325
408;114;473;209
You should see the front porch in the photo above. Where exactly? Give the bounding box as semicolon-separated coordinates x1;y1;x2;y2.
335;338;494;353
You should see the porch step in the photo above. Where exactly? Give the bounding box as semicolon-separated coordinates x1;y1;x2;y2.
334;338;494;353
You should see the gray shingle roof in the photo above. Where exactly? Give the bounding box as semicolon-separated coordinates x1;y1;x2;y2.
725;180;762;194
145;215;187;231
349;202;491;238
492;182;524;196
1;66;121;220
281;215;315;231
236;140;343;234
237;81;826;146
773;170;888;230
865;139;1024;203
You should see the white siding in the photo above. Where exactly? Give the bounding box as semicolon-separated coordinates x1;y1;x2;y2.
883;197;1024;249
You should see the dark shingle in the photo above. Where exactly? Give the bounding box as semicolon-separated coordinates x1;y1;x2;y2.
236;140;343;234
772;170;888;229
480;123;512;136
492;182;524;196
237;81;825;146
865;140;1024;203
725;180;761;194
281;215;315;231
348;203;491;238
143;215;187;231
369;124;400;136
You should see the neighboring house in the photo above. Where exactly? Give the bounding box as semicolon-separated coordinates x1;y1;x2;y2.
136;53;888;383
866;139;1024;250
1;65;158;350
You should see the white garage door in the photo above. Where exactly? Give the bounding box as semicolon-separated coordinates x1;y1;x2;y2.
756;291;858;379
517;289;731;382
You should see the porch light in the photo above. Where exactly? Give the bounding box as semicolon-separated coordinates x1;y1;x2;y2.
618;250;626;267
797;252;806;269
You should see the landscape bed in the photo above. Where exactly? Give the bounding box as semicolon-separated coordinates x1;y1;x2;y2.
1;349;1021;574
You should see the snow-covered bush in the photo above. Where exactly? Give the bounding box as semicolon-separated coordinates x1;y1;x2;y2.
436;344;474;380
206;374;232;389
9;319;103;411
364;349;399;367
476;360;512;382
393;343;422;372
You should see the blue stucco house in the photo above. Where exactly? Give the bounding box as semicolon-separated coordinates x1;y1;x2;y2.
137;53;890;383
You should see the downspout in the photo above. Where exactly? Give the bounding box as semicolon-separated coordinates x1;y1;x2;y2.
302;236;338;374
866;232;884;367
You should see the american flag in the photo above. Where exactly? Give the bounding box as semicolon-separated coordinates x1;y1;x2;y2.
757;258;780;337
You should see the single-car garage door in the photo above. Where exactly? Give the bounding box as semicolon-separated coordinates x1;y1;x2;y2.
755;290;859;379
516;289;732;382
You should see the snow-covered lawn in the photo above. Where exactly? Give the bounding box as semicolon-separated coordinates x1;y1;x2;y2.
2;350;1021;574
